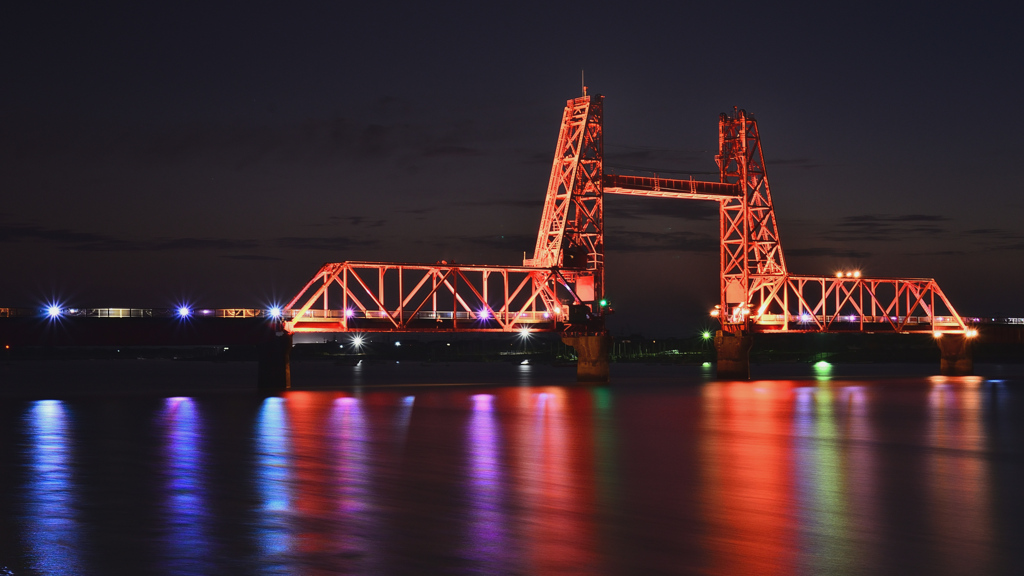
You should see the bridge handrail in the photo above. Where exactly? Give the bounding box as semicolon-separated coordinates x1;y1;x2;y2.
287;309;556;322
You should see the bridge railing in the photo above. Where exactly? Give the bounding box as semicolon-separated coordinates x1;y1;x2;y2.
724;275;972;334
0;307;278;319
288;309;555;322
754;313;963;328
283;261;589;334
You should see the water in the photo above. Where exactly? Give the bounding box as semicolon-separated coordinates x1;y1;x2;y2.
2;361;1024;575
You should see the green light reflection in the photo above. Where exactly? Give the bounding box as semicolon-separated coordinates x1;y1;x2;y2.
813;361;832;380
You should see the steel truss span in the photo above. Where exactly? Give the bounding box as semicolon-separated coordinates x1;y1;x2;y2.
284;95;971;337
731;275;968;334
283;261;589;334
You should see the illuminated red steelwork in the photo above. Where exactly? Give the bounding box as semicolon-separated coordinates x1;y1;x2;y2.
525;93;604;306
602;109;969;336
283;262;581;333
284;96;969;337
285;93;606;335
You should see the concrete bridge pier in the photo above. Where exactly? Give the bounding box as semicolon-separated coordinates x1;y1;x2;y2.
258;332;292;393
937;333;973;376
714;330;753;380
562;332;611;382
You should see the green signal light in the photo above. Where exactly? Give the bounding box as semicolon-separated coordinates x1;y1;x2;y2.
599;299;608;307
701;331;712;340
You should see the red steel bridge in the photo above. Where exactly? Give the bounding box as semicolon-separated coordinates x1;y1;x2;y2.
282;92;972;352
0;92;979;383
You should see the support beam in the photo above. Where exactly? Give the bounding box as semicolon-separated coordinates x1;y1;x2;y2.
562;332;611;382
714;330;752;380
257;332;292;393
936;333;973;376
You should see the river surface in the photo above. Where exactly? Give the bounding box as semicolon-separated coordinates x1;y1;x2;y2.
1;361;1023;575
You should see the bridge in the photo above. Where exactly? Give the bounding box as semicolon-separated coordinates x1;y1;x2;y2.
279;91;975;382
1;92;980;387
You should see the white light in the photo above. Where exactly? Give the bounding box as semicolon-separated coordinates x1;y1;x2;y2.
268;307;282;319
352;335;364;347
853;270;861;278
345;309;355;318
478;309;489;319
394;341;401;347
519;329;531;338
46;305;62;318
177;306;191;318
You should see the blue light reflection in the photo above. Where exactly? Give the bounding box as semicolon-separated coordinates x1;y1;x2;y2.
255;397;292;558
160;397;212;573
24;400;85;575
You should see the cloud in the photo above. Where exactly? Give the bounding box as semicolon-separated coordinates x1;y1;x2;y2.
604;144;710;174
276;236;376;251
0;223;126;247
440;233;536;250
785;247;872;258
960;227;1024;251
0;222;257;252
605;196;718;221
906;250;967;256
222;254;284;261
150;238;258;251
395;198;541;216
846;214;948;223
820;213;950;242
607;229;718;253
0;106;500;174
328;216;387;227
421;145;481;157
395;193;718;224
523;150;553;165
766;157;822;170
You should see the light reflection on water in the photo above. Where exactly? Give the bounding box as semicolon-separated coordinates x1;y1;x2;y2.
701;381;799;574
927;376;995;575
23;400;84;576
464;394;509;571
329;393;379;571
255;396;292;563
793;384;854;575
7;367;1024;574
160;397;211;575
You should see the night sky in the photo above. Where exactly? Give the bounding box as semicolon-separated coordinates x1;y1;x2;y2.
3;2;1022;336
